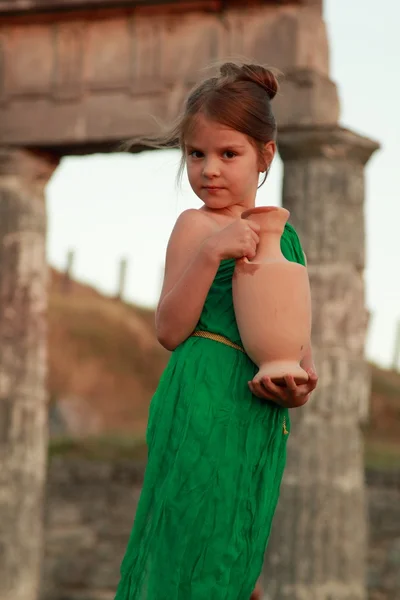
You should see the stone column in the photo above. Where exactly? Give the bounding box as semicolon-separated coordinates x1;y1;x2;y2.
262;127;379;600
0;148;58;600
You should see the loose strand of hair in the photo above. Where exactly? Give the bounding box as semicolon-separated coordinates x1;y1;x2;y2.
118;114;182;153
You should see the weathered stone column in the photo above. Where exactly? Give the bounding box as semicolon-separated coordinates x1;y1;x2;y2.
263;127;379;600
0;148;58;600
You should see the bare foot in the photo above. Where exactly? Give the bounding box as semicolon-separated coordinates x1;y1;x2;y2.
250;581;262;600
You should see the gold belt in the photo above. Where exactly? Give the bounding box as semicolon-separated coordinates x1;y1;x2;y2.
191;330;245;353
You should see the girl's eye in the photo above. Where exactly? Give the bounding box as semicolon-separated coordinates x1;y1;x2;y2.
223;151;237;159
188;150;203;159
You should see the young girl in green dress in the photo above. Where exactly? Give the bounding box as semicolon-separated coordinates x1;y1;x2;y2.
115;62;318;600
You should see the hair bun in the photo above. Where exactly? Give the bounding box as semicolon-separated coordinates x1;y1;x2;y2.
240;64;279;100
219;62;279;101
219;62;242;79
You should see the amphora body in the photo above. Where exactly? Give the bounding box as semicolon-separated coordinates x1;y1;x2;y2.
232;206;311;384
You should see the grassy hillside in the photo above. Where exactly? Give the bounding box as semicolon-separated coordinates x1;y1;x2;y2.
48;270;400;469
364;364;400;469
49;270;169;438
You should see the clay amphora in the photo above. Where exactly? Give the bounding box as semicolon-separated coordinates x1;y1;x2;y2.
232;206;311;385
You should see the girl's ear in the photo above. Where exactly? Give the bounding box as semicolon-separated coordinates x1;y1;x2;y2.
259;141;276;172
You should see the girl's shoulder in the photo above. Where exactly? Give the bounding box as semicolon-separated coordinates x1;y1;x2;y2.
172;208;222;239
166;208;218;257
175;208;217;228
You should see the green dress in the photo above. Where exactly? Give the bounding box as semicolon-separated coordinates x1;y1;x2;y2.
115;223;306;600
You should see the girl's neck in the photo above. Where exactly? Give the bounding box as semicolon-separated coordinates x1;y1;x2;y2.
201;202;255;221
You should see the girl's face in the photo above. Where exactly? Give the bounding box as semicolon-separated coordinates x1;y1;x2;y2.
184;113;275;211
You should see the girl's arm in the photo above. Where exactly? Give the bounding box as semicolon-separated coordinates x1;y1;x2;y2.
155;210;220;351
156;209;260;351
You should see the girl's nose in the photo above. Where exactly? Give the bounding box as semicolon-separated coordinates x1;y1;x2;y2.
202;157;220;178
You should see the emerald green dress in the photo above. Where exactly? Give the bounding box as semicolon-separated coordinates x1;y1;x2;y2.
115;223;306;600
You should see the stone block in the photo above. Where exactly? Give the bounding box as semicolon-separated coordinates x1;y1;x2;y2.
0;3;338;148
244;6;330;76
275;69;340;127
308;266;368;353
279;127;379;269
0;25;54;100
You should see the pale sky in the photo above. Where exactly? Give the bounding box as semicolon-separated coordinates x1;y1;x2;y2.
47;0;399;369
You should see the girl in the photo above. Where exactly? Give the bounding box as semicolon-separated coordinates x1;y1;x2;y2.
115;62;318;600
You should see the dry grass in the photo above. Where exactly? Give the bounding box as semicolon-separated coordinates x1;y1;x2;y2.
49;270;169;437
49;433;148;462
364;439;400;471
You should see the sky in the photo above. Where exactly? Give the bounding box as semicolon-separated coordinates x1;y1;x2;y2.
46;0;399;369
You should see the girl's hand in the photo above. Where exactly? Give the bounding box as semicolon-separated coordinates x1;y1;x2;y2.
248;368;318;408
204;219;260;261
